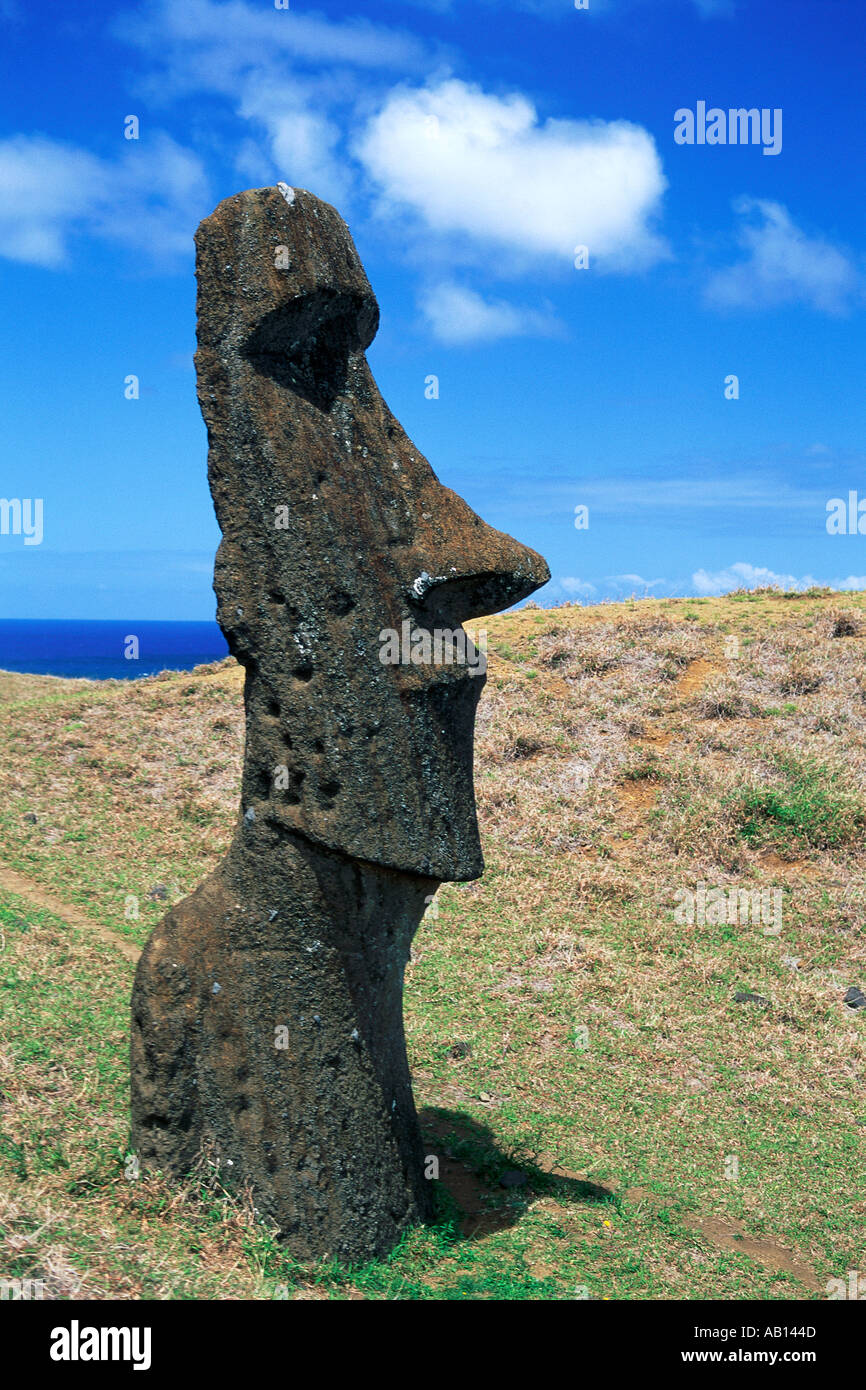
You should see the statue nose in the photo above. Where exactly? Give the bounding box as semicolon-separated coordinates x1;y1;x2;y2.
406;483;550;624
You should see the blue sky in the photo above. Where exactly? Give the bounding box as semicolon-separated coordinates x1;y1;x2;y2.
1;0;864;618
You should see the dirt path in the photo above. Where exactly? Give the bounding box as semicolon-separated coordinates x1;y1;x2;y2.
676;655;723;698
0;865;141;964
622;1187;821;1291
616;655;725;837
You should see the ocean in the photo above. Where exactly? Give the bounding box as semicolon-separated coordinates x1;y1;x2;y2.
0;620;231;681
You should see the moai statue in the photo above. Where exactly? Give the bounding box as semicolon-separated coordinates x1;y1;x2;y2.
129;184;549;1262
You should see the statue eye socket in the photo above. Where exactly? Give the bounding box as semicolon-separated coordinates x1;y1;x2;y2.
242;288;379;410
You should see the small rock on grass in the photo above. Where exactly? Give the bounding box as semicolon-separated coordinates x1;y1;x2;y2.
734;990;770;1008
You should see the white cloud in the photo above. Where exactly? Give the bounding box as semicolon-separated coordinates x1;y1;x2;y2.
237;84;350;206
355;79;667;271
552;573;671;603
548;564;866;606
115;0;427;86
114;0;433;213
692;562;818;595
607;573;668;591
705;199;859;315
108;2;671;295
0;131;209;268
0;136;105;266
420;282;562;344
558;577;598;598
694;561;866;596
97;134;211;260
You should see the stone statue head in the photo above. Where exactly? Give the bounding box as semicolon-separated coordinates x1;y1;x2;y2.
194;184;549;881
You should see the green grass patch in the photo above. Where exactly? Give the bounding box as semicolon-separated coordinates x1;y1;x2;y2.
730;753;865;853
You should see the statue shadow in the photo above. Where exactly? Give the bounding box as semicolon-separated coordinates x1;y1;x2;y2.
419;1106;616;1241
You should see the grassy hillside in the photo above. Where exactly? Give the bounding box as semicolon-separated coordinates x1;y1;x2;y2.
1;589;865;1300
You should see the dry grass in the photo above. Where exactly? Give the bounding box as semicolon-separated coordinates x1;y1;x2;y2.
1;590;866;1300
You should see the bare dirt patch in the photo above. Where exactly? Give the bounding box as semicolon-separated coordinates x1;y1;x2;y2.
677;657;724;698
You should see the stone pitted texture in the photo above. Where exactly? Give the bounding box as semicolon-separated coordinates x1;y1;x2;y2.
130;185;550;1261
